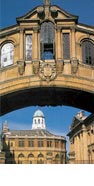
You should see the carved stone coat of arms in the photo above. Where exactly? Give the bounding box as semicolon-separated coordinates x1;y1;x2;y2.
39;61;57;82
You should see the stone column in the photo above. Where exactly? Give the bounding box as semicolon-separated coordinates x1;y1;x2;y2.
19;28;24;60
17;28;25;75
71;27;76;58
77;134;80;163
80;132;83;162
75;135;79;163
56;27;62;60
74;136;77;163
33;27;39;61
82;127;88;163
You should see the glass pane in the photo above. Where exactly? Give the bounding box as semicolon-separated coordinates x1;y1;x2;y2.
1;43;14;67
40;22;55;44
26;35;32;60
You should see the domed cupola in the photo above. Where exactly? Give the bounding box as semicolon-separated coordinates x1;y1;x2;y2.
32;110;46;130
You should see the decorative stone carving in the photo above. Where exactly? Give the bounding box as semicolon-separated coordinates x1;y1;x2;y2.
33;61;40;74
71;58;79;74
56;60;64;74
39;61;56;82
17;60;25;75
37;7;45;19
50;7;58;18
43;0;50;6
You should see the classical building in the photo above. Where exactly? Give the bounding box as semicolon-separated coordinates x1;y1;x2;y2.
67;111;94;164
0;134;5;164
0;0;94;115
1;110;66;164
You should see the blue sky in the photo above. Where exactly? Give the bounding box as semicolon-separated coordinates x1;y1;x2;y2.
0;0;94;28
0;0;93;137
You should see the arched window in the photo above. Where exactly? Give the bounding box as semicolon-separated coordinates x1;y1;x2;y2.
38;153;44;158
18;153;24;158
40;21;55;60
55;154;60;159
28;153;34;158
1;43;14;67
38;119;40;124
37;153;44;164
82;40;94;65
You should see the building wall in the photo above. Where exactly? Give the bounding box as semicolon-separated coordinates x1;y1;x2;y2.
3;136;66;164
68;113;94;164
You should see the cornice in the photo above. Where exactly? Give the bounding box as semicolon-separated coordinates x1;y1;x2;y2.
0;27;20;38
0;24;18;32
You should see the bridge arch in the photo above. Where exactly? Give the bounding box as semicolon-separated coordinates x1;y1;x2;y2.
0;2;94;115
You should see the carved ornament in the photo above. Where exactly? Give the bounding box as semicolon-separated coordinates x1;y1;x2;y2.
39;61;57;82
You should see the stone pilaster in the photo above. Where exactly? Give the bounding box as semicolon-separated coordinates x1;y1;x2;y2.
80;132;83;161
33;27;39;61
19;28;24;60
56;27;62;60
71;27;76;58
82;127;88;163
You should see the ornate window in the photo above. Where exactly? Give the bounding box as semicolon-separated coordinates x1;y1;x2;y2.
63;33;70;60
26;35;32;60
28;153;34;158
0;43;14;67
18;153;24;158
55;154;60;159
18;153;24;164
82;40;94;65
38;153;44;158
40;21;55;60
37;153;44;164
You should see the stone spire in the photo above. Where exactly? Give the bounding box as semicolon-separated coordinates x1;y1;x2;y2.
43;0;51;6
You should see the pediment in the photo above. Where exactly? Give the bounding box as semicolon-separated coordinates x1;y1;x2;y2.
16;6;39;23
16;5;78;24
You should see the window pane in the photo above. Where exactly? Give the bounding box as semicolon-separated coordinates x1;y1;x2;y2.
1;43;14;67
47;141;52;147
18;140;24;147
82;40;94;65
63;33;70;60
40;22;55;60
38;141;43;147
28;140;34;147
26;35;32;60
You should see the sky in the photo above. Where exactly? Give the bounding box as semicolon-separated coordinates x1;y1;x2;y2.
0;0;93;138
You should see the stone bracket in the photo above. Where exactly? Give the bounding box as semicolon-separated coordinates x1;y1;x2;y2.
17;60;25;75
70;58;79;74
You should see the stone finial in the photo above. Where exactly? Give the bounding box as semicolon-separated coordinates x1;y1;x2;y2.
43;0;51;6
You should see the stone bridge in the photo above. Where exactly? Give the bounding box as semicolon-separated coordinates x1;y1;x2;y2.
0;59;94;115
0;2;94;115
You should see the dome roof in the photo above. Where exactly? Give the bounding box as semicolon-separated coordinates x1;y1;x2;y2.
33;110;44;118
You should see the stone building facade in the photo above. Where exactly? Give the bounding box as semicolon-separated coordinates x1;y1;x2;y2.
0;134;5;164
0;0;94;92
1;110;66;164
0;0;94;74
67;111;94;164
